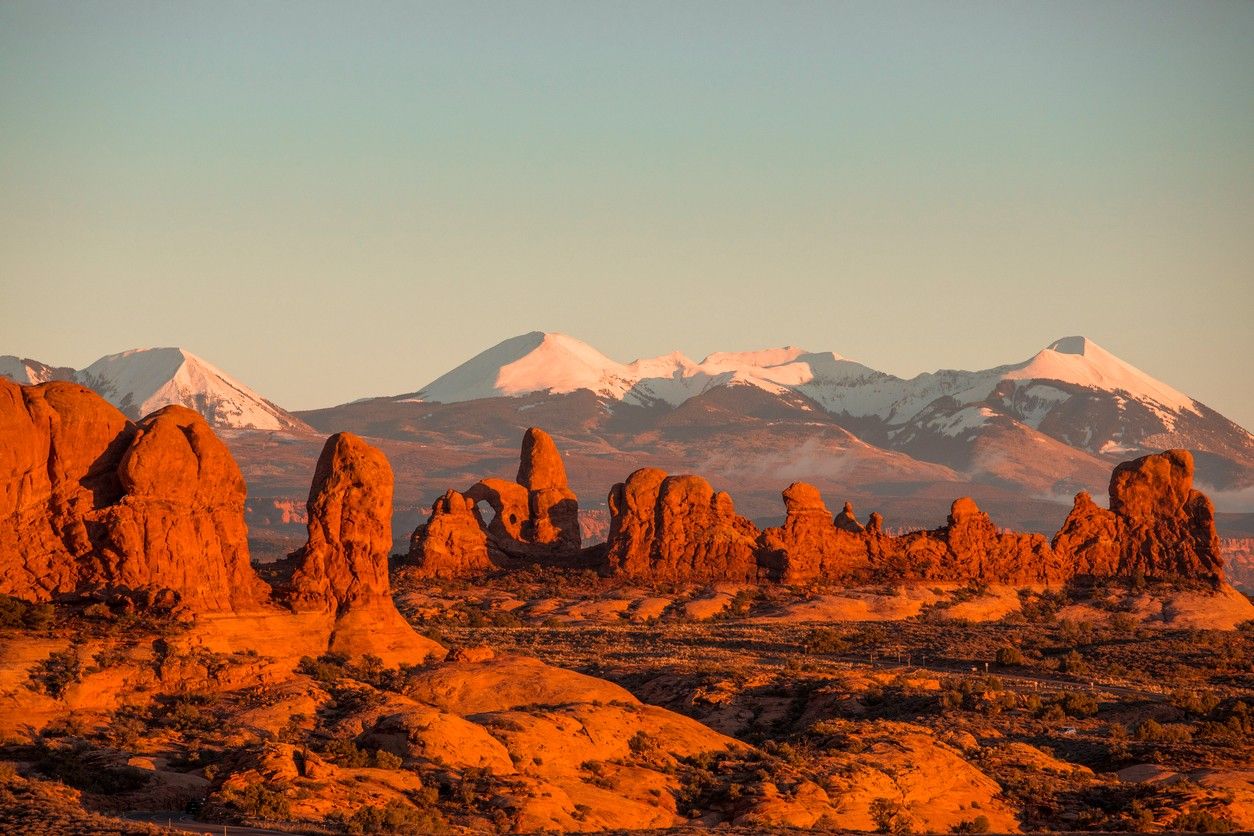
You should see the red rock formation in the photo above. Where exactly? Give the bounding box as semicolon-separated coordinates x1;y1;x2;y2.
0;380;134;600
0;380;270;613
889;497;1064;585
1051;492;1121;575
96;405;272;613
416;428;581;571
605;469;759;582
758;484;874;584
408;489;492;578
290;432;443;662
1053;449;1222;581
517;427;581;554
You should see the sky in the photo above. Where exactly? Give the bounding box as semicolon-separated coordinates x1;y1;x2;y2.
1;2;1251;427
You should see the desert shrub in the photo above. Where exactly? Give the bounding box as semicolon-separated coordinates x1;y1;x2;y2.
803;628;850;655
995;646;1025;666
217;782;292;820
29;648;83;697
1060;692;1099;718
1060;650;1088;674
35;742;150;794
870;796;914;834
298;652;351;683
950;815;991;834
1134;718;1193;743
1108;612;1138;635
1171;810;1237;832
338;799;447;834
373;750;403;770
628;730;657;756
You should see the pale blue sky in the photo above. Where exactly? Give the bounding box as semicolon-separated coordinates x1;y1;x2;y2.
1;2;1251;426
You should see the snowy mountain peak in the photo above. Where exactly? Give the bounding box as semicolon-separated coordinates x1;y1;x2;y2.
76;347;310;432
1008;337;1198;416
416;332;635;403
1046;335;1095;355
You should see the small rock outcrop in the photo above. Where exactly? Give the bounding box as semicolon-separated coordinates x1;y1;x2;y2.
408;489;492;578
1054;449;1222;581
408;427;581;575
1051;491;1121;575
891;497;1065;585
290;432;444;663
605;469;760;582
758;484;875;584
0;380;270;613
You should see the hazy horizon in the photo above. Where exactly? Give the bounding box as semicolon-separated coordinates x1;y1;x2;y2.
2;2;1252;425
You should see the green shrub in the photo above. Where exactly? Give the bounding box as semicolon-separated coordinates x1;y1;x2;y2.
1171;810;1237;832
803;628;850;656
217;782;292;820
995;646;1025;666
338;799;447;834
29;648;83;697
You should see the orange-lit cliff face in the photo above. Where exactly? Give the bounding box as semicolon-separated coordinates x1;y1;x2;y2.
404;422;1225;587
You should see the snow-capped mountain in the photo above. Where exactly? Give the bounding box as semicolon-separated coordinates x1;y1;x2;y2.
400;331;1252;491
1;348;311;433
0;356;76;385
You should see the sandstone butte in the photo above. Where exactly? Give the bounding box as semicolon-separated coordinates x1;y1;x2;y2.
403;418;1228;587
0;378;441;666
603;449;1227;586
408;426;581;575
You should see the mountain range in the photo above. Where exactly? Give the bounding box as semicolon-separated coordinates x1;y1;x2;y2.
4;333;1252;555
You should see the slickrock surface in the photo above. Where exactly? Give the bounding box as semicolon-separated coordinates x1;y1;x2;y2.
290;432;444;664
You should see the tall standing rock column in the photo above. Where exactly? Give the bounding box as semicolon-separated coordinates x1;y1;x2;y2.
517;427;581;554
290;432;444;663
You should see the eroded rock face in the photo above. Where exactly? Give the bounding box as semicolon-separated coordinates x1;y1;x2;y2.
517;427;581;555
605;469;759;582
885;497;1063;585
290;432;444;663
414;427;582;572
758;483;874;584
1053;449;1223;580
96;405;272;613
1051;492;1121;575
0;380;134;601
0;381;270;613
408;489;492;578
